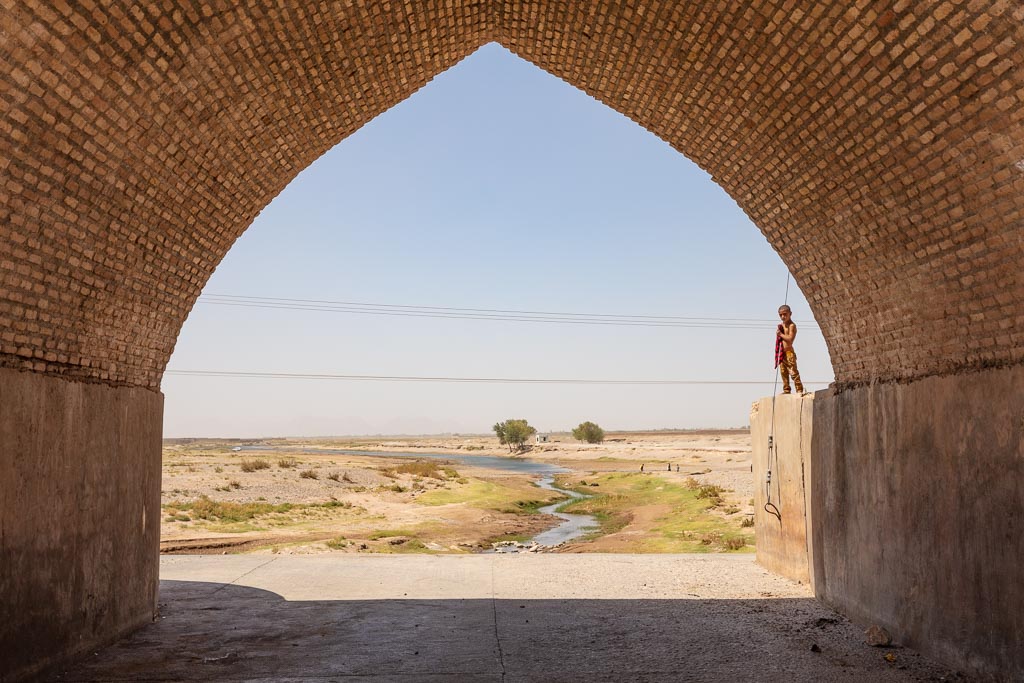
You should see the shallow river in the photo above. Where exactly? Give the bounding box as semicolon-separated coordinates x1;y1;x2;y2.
530;475;599;546
239;445;565;475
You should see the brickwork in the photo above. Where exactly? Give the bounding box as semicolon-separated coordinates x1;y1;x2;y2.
1;1;1022;389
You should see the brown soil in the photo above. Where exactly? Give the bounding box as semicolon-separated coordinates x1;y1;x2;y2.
559;503;674;552
160;429;753;554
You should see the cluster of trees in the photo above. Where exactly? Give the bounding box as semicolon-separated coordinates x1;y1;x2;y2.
492;419;606;452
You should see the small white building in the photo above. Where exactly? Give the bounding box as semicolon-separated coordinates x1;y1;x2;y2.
536;434;549;443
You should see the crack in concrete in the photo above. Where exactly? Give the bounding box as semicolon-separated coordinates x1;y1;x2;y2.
210;557;278;595
490;558;506;680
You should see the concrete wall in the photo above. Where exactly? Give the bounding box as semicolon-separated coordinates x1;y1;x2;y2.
812;365;1024;678
0;368;163;682
751;394;815;585
754;364;1024;678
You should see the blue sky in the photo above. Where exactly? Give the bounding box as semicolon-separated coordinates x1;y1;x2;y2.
162;44;833;437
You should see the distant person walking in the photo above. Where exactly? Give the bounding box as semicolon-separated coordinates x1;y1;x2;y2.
776;305;807;396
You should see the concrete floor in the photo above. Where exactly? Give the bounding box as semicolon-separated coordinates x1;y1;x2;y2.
53;555;968;682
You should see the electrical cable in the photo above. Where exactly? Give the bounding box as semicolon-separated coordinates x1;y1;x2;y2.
163;369;833;385
196;293;822;331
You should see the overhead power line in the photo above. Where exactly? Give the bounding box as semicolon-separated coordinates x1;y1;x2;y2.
197;294;821;331
165;369;832;385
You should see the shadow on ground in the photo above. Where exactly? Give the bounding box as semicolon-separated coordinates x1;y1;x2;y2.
52;580;967;682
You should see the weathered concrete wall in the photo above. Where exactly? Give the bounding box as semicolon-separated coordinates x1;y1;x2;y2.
751;394;816;585
755;364;1024;678
0;368;163;682
811;364;1024;678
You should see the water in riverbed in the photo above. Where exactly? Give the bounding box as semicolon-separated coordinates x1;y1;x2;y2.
239;445;565;475
530;475;599;546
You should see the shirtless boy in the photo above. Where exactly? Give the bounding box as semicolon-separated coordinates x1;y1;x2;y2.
776;305;806;396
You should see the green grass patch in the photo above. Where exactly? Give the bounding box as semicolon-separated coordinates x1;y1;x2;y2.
164;497;294;522
416;479;563;512
553;473;754;553
162;496;358;533
366;538;429;553
367;528;419;540
485;532;532;544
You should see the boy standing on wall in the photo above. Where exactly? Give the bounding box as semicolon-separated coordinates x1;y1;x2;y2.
775;305;806;396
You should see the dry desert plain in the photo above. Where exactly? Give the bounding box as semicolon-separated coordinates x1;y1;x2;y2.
160;430;757;555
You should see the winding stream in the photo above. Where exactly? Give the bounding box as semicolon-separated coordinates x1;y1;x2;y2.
530;475;599;546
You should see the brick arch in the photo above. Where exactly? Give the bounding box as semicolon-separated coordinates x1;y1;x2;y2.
2;1;1022;390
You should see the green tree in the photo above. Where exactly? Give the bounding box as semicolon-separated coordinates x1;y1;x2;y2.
572;421;605;444
492;419;537;453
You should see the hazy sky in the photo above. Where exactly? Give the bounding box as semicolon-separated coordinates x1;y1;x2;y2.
162;44;834;438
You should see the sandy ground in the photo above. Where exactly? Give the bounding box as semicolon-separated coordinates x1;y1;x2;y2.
266;429;755;495
160;431;755;554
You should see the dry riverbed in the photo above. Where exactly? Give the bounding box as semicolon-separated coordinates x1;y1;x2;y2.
160;430;755;555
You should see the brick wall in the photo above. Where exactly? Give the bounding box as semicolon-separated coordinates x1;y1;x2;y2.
2;1;1022;390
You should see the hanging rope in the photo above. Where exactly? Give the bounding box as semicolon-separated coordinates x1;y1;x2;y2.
764;272;790;521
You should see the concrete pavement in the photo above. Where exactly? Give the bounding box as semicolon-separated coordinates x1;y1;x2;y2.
52;555;967;682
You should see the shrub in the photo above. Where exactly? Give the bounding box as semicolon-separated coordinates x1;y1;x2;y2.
741;517;755;527
164;496;293;522
326;471;341;481
696;484;726;501
314;500;352;509
240;459;270;472
229;480;242;489
381;460;453;480
725;537;747;550
300;469;319;480
277;457;298;468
